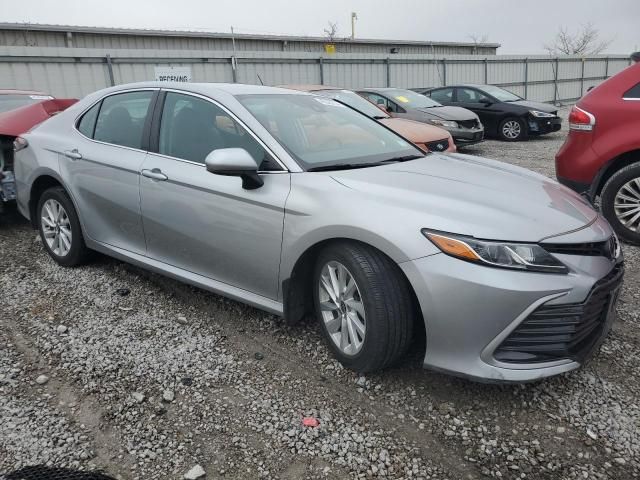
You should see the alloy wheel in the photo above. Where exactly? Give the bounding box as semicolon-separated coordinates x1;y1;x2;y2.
502;120;521;139
614;177;640;232
318;261;366;356
41;199;73;256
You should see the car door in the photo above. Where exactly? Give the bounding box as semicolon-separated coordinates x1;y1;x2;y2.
60;89;156;255
139;90;290;300
454;87;499;133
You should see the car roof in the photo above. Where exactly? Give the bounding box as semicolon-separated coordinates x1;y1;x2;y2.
279;84;342;92
0;89;51;96
104;82;309;97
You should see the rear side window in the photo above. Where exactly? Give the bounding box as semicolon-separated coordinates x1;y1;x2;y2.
429;88;454;103
623;82;640;99
158;92;278;170
93;91;154;149
77;102;101;138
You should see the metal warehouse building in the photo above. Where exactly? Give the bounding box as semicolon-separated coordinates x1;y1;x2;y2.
0;23;500;55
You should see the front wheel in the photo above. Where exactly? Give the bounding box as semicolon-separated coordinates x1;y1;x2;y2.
37;187;90;266
600;163;640;245
498;117;527;141
313;241;415;373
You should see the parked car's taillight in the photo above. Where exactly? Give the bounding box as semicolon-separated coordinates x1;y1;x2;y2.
13;137;28;152
568;106;595;131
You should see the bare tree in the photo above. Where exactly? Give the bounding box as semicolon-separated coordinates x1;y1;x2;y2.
468;34;489;54
323;22;339;42
544;23;612;56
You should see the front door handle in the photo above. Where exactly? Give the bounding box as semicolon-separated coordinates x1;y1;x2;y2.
63;149;82;160
141;168;168;181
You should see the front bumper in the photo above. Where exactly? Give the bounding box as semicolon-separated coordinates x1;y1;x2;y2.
450;127;484;146
528;116;562;135
400;238;622;383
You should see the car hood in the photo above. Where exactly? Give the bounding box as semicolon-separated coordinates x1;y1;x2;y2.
0;98;77;137
329;153;597;242
413;105;478;121
507;100;557;114
378;117;450;142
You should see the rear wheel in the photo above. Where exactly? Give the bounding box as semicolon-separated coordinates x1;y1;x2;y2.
498;117;527;141
601;163;640;245
37;187;90;266
313;241;415;373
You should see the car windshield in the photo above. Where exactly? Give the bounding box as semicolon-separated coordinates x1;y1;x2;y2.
0;94;53;113
313;89;389;119
238;94;423;170
479;85;521;102
382;89;442;108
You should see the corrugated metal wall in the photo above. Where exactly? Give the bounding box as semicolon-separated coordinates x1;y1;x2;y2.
0;46;631;103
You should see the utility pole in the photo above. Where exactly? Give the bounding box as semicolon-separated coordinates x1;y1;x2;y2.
351;12;357;39
230;26;237;82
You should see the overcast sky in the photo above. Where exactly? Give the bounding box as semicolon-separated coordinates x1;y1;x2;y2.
1;0;638;54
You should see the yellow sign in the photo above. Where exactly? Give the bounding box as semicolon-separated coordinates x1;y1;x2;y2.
395;95;409;103
324;43;336;54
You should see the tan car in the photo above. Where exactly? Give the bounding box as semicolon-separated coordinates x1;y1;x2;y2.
281;85;456;153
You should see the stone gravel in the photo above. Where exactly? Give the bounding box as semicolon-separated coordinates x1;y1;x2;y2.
1;106;639;479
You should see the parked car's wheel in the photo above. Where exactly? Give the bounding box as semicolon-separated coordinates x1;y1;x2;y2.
498;117;527;141
37;187;89;266
600;163;640;245
313;241;415;373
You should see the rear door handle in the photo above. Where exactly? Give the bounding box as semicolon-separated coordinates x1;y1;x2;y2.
63;149;82;160
141;168;168;181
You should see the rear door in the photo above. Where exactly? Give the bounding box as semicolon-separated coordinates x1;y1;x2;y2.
60;89;157;254
139;90;290;299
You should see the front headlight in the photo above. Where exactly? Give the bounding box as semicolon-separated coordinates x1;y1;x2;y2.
422;230;568;274
430;119;459;128
529;110;555;118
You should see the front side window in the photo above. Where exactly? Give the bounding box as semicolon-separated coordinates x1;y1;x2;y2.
238;94;423;170
456;88;490;103
158;92;277;170
93;91;154;149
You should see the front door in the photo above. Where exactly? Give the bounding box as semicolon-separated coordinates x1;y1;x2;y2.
139;91;290;299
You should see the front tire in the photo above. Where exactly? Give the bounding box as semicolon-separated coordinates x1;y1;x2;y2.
600;163;640;245
498;117;527;141
313;241;415;373
37;187;89;266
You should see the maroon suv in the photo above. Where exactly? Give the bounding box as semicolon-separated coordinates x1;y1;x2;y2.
555;61;640;244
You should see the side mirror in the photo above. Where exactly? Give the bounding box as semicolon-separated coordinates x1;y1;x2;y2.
480;99;493;106
205;148;264;190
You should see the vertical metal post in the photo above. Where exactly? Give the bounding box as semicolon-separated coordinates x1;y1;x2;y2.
105;54;115;86
523;58;528;99
319;57;324;85
386;57;391;87
231;56;237;83
605;57;610;77
580;57;585;97
553;57;559;104
442;59;447;86
484;58;488;84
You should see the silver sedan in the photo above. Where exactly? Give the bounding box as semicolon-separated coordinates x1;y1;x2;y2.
13;82;623;382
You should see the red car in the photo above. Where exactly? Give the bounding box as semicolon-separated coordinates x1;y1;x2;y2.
0;90;77;209
555;62;640;244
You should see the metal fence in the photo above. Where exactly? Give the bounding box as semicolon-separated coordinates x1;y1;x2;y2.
0;46;631;103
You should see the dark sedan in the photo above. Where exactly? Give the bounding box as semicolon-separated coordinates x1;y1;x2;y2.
416;84;562;141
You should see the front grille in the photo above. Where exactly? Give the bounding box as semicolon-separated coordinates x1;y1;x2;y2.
458;119;479;129
494;263;624;364
544;236;619;259
425;138;449;152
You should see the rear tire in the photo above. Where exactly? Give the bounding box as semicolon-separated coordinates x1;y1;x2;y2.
37;187;90;266
600;163;640;245
313;241;415;373
498;117;527;141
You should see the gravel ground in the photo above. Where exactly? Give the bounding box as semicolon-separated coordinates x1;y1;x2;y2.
1;106;639;480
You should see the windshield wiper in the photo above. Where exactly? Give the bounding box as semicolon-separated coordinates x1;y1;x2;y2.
373;115;388;120
307;163;382;172
379;154;425;163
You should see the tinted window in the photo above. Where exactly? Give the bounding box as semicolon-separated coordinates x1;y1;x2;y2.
238;94;421;170
429;88;454;103
93;91;154;149
624;82;640;99
456;88;490;103
159;92;278;170
77;102;101;138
